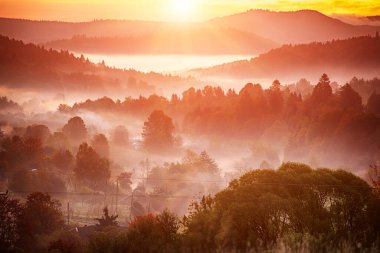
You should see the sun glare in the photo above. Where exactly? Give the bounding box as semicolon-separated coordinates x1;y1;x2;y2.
170;0;194;21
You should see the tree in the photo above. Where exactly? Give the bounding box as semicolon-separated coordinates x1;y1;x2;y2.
126;211;179;253
111;125;129;146
51;149;74;171
267;79;284;115
9;169;67;193
311;73;333;105
338;84;362;112
199;151;219;174
295;78;313;97
17;192;64;249
369;157;380;193
0;136;45;179
183;163;380;251
367;92;380;115
0;194;22;251
62;116;87;145
142;110;175;152
95;206;118;229
48;231;84;253
24;124;51;144
118;172;132;192
75;143;110;190
47;132;70;150
91;134;110;158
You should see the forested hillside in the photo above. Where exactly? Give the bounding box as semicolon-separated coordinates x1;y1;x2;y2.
195;36;380;81
0;35;197;96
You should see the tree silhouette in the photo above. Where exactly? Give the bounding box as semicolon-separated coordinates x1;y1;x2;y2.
91;134;110;158
367;92;380;115
199;151;219;174
51;149;74;171
24;124;51;144
17;192;64;249
338;84;362;111
142;110;175;152
111;125;129;146
118;172;132;192
267;79;284;115
311;73;333;104
95;206;118;229
0;194;22;251
62;116;87;145
74;143;110;190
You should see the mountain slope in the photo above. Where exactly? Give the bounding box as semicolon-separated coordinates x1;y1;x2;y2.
0;18;162;43
209;9;379;44
44;25;277;55
192;36;380;82
0;35;196;96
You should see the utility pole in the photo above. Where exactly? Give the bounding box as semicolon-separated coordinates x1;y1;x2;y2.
129;191;134;221
67;202;70;225
115;179;119;214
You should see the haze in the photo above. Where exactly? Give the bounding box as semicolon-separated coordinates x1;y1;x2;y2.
1;1;380;252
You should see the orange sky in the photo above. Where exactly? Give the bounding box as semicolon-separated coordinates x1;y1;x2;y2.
0;0;379;22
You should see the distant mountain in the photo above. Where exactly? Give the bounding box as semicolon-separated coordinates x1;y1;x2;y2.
367;16;380;22
44;25;277;55
0;18;163;43
209;9;380;44
0;17;277;55
192;36;380;82
0;35;197;96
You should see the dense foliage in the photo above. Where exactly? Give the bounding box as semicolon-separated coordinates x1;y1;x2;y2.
183;163;380;252
61;74;380;171
2;163;379;252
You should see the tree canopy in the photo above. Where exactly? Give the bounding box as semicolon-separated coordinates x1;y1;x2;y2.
74;143;110;190
142;110;176;152
183;162;380;252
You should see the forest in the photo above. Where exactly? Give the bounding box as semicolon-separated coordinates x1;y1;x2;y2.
196;35;380;81
1;73;380;252
1;163;380;252
0;35;197;96
57;74;380;173
1;3;380;252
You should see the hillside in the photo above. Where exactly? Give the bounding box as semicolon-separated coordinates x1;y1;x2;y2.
192;36;380;82
209;9;379;44
0;18;276;55
0;35;197;96
44;25;277;55
3;10;378;55
0;18;163;43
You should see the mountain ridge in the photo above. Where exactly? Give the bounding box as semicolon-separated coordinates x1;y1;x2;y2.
191;35;380;82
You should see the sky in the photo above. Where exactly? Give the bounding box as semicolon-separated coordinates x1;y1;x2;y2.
0;0;379;22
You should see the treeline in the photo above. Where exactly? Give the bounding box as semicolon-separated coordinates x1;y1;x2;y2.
1;163;380;252
61;74;380;170
197;35;380;80
0;97;21;112
0;117;122;193
0;35;195;95
0;112;219;200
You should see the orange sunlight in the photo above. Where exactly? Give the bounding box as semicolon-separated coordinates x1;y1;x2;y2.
0;0;379;22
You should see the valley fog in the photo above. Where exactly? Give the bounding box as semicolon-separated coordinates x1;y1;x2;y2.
1;7;380;252
79;53;253;73
2;72;380;222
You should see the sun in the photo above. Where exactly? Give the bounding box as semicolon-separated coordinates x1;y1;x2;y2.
174;0;190;13
170;0;195;21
